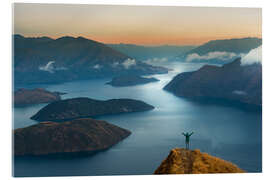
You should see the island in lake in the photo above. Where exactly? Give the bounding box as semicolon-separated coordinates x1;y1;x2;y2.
154;148;244;174
31;97;155;121
106;75;159;87
14;88;65;107
14;118;131;156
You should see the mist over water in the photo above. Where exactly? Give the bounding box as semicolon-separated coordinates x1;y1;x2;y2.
13;62;262;176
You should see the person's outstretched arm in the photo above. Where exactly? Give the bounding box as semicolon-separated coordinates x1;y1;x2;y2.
182;132;186;136
190;132;194;136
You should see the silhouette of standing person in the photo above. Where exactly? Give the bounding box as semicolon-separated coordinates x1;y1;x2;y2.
182;132;194;150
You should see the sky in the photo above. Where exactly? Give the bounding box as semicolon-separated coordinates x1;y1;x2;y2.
13;3;262;46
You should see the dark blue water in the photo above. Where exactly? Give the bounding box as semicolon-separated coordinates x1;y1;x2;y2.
13;62;262;177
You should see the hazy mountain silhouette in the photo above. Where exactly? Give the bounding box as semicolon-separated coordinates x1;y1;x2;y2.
108;43;195;61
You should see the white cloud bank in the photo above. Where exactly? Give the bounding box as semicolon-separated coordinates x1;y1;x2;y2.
39;61;68;73
145;57;168;64
240;46;262;66
122;58;136;69
186;51;239;62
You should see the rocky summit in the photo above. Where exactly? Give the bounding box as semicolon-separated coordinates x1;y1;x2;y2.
14;118;131;156
154;148;244;174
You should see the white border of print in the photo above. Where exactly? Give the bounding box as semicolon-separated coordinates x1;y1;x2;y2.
1;0;269;180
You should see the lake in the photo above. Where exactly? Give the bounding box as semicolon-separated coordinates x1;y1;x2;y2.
13;62;262;177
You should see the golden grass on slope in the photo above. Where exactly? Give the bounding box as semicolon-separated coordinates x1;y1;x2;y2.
154;148;244;174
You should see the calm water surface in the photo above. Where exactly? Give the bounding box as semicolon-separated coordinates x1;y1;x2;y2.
13;62;262;176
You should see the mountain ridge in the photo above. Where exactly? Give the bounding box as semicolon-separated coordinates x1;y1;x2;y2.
185;37;262;55
164;58;262;106
14;34;168;84
179;37;262;64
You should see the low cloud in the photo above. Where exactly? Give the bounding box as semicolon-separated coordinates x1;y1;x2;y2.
241;46;262;66
39;61;68;73
145;57;168;64
122;58;136;69
186;51;239;62
93;64;102;69
55;67;68;71
112;62;119;68
39;61;55;73
232;90;247;96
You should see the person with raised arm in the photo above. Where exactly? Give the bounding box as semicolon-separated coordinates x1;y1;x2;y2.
182;132;194;150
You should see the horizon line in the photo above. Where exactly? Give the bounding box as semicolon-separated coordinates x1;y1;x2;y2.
13;33;262;47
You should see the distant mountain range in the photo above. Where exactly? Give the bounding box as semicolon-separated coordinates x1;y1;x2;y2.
164;58;262;106
108;43;195;61
13;35;168;84
179;37;262;64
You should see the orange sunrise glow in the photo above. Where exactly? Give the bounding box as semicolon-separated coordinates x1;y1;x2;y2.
13;3;261;45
